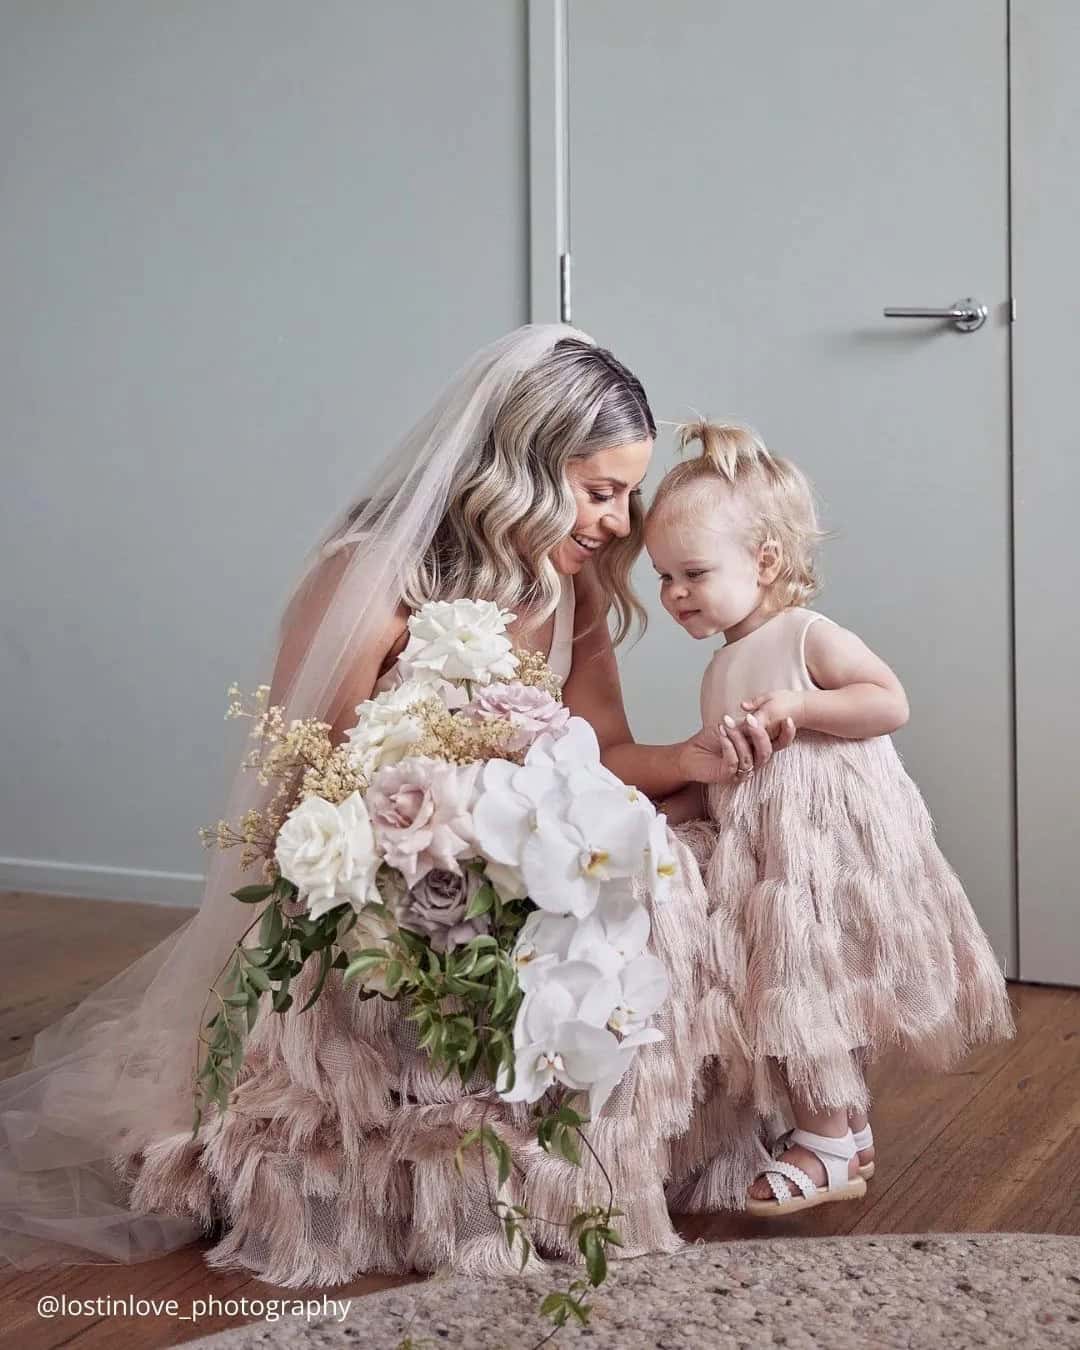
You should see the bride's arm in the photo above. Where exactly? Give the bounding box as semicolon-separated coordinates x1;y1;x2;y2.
268;552;408;748
562;570;790;798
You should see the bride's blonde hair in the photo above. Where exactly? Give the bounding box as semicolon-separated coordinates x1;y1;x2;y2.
333;338;655;642
650;420;826;607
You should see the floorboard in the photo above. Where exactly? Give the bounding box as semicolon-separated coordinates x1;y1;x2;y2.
1;893;1074;1348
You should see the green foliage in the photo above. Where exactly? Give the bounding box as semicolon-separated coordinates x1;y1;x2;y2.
540;1290;591;1329
341;896;527;1092
195;867;627;1348
536;1103;587;1165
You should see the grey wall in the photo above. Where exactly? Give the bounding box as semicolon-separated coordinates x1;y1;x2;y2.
1;2;528;904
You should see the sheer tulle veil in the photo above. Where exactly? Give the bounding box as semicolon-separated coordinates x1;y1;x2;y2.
0;323;594;1268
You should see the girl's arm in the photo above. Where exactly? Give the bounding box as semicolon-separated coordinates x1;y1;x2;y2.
742;621;909;740
563;570;789;796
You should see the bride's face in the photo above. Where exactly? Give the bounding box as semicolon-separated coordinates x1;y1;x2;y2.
551;438;653;575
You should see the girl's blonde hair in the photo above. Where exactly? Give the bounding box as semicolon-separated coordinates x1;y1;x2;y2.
649;420;825;607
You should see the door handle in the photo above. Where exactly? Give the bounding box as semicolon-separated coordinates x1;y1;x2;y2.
883;296;987;332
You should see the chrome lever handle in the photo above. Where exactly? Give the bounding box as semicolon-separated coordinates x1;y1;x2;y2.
883;296;987;332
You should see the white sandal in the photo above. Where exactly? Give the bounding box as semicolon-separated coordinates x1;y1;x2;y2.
746;1128;867;1216
852;1123;875;1180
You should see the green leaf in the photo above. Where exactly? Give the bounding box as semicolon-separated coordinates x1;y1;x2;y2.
298;945;334;1013
342;950;387;984
567;1298;591;1327
490;1130;512;1188
465;882;495;920
231;884;274;904
395;927;428;958
259;902;285;949
454;1127;482;1177
384;960;403;992
272;874;298;902
582;1229;607;1287
470;953;497;977
244;964;271;993
555;1126;582;1167
272;988;293;1014
540;1293;569;1322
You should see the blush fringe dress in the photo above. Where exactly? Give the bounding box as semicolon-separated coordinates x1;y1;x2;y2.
125;581;768;1285
681;606;1014;1135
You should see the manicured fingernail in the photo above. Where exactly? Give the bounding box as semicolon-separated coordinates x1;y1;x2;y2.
723;715;736;728
746;713;759;728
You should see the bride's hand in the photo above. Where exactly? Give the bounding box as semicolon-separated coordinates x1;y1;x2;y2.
677;713;796;786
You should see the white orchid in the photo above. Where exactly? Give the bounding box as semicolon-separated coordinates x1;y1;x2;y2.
644;810;678;905
499;962;625;1116
472;727;655;920
275;791;381;921
521;781;652;918
604;955;670;1038
399;597;519;685
567;886;651;976
512;911;577;991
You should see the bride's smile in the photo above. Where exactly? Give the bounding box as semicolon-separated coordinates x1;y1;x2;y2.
552;437;653;575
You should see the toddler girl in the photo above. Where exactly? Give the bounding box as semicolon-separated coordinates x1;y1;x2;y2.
646;421;1014;1216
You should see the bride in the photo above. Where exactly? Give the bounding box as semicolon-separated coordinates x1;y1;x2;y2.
0;324;786;1284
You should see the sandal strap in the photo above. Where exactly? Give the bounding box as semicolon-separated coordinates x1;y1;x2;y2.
789;1128;856;1192
765;1170;792;1204
762;1158;817;1200
851;1123;873;1151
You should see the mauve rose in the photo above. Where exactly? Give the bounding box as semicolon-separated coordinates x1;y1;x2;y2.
368;757;479;886
462;683;570;752
398;868;489;952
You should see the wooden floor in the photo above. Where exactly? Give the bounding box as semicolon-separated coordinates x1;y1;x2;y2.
1;892;1077;1349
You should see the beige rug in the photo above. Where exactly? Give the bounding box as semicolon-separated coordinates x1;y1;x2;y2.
189;1234;1080;1349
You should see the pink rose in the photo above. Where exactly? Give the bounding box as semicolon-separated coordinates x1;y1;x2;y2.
462;682;570;752
368;757;479;886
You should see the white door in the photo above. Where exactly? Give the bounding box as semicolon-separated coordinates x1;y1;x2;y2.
551;1;1015;966
1012;1;1080;986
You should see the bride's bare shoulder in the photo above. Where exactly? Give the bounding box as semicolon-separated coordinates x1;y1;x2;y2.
271;549;410;739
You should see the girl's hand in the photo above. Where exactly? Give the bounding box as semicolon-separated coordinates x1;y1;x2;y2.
741;690;807;741
677;713;796;786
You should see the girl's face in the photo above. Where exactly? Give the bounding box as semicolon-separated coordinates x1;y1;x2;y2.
551;439;653;575
646;501;767;640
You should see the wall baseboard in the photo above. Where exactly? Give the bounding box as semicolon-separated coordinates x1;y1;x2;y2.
0;856;203;908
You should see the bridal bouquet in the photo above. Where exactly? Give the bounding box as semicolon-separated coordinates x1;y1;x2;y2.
198;598;676;1324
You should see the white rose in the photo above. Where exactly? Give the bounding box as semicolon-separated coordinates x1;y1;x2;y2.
399;598;519;686
275;791;381;921
344;680;430;779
